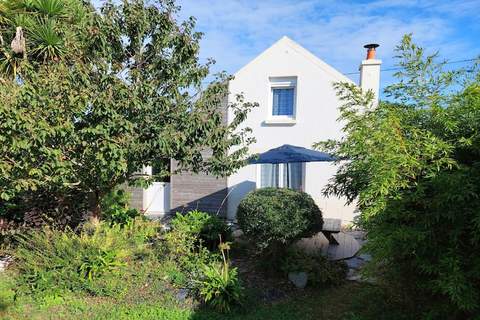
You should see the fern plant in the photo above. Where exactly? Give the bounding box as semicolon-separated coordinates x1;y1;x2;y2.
11;218;158;296
79;248;125;281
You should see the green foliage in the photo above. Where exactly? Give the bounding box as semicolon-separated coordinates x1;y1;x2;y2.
3;213;243;317
280;249;347;287
163;221;219;290
163;260;188;288
79;247;125;281
0;0;257;225
163;210;232;290
101;189;140;226
163;212;242;312
197;242;243;313
10;218;160;297
171;210;232;250
317;34;480;316
237;188;323;255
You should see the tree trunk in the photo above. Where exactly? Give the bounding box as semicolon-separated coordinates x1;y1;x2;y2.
89;191;102;219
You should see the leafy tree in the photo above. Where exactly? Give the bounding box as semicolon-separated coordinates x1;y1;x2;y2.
316;35;480;317
0;0;256;223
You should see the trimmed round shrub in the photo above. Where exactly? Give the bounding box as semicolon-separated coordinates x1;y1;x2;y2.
237;188;323;253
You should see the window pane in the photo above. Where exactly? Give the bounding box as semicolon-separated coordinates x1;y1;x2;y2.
283;163;303;190
272;88;294;116
260;164;279;188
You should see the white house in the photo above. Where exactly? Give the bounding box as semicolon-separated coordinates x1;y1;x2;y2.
225;36;380;223
131;36;381;225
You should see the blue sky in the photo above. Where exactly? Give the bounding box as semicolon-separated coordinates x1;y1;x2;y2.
176;0;480;93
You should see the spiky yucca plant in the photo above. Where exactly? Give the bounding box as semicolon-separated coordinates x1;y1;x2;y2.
0;0;91;77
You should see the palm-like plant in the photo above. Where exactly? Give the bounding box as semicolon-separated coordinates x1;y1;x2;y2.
0;1;8;24
29;18;65;61
0;0;90;78
0;47;25;76
31;0;65;17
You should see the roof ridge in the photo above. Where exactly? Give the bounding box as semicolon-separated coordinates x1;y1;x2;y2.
234;36;354;84
280;37;354;83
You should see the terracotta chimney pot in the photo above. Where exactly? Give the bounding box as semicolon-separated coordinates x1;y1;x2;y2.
364;43;379;60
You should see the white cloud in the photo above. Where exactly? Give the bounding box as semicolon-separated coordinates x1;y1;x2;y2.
177;0;478;90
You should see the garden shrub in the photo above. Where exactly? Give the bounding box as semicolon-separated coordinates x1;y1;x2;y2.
171;210;232;250
163;212;243;312
101;189;141;226
316;36;480;317
10;218;160;298
163;220;219;290
169;240;216;290
280;249;347;287
237;188;323;255
363;168;480;317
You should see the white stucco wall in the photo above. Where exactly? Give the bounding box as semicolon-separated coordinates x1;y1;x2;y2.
143;182;170;216
226;36;358;224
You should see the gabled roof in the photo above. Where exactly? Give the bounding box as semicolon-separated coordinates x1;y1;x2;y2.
234;36;354;84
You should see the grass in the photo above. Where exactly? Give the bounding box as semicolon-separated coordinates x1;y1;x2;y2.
0;273;408;320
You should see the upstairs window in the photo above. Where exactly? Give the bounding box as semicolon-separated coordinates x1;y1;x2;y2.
268;77;297;122
272;88;294;116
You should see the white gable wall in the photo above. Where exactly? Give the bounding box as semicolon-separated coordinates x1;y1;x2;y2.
226;37;357;224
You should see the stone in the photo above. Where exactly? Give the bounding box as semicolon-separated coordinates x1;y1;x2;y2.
345;257;365;270
176;288;189;301
232;229;244;238
160;224;171;232
0;256;12;272
288;272;308;289
347;273;362;281
358;254;372;262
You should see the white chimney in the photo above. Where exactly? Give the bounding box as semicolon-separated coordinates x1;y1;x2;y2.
359;44;381;104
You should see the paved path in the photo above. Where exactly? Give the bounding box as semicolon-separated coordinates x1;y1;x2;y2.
296;231;361;260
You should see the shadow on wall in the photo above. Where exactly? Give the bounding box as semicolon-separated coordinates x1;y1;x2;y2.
225;180;256;220
171;181;256;219
171;186;228;217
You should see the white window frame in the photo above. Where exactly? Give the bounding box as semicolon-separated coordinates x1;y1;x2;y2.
256;163;306;191
266;76;297;124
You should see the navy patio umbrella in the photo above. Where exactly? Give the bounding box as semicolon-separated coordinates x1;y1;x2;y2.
248;144;335;164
